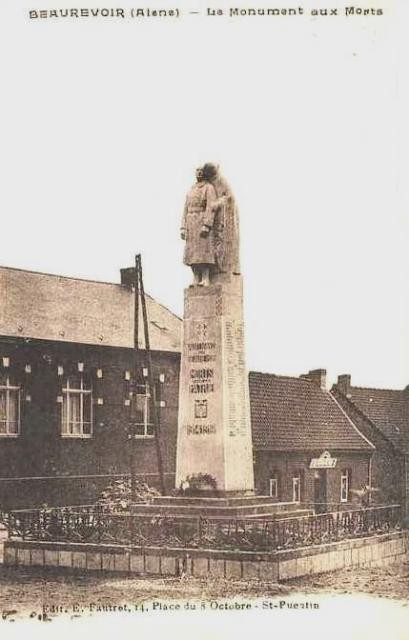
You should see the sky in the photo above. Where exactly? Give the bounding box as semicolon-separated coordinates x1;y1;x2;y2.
1;0;409;389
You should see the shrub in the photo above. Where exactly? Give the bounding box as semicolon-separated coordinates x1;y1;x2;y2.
96;478;160;512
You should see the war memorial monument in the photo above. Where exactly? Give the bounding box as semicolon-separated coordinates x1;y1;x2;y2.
176;162;254;495
133;163;306;519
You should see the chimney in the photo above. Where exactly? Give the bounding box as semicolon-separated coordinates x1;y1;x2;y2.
336;374;351;395
300;369;326;390
120;267;136;289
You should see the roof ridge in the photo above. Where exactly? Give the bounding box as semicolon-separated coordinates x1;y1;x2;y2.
249;371;316;384
349;384;403;394
0;264;124;288
328;391;375;450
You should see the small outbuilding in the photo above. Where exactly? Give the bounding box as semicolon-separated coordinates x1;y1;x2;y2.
250;369;375;510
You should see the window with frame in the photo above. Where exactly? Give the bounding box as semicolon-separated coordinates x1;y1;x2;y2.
292;474;301;503
269;477;278;499
61;375;92;437
0;375;20;436
268;469;280;499
340;469;351;503
130;382;154;437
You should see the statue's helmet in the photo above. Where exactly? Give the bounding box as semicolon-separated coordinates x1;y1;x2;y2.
201;163;219;181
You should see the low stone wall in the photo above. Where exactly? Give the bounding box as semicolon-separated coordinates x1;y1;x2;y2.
4;531;408;582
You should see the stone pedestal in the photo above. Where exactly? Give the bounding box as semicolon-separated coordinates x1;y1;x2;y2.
175;274;255;494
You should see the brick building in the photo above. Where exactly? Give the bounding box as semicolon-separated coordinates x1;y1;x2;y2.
250;370;375;510
0;265;181;508
0;264;407;515
332;374;409;518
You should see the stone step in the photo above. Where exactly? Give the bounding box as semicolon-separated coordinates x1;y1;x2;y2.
129;510;314;522
233;509;314;520
130;502;314;519
151;496;289;508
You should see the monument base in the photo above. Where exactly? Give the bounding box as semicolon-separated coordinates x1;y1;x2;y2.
131;496;314;520
175;276;255;494
179;489;255;498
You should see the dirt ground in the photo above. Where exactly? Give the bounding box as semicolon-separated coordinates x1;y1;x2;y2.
0;524;408;624
294;560;409;601
0;558;408;622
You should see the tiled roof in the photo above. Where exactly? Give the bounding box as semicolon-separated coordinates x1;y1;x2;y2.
340;386;409;453
0;266;181;352
249;372;374;451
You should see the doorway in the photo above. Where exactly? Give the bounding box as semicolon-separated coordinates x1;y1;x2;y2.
313;469;327;513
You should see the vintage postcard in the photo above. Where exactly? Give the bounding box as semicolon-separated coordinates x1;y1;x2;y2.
0;0;408;638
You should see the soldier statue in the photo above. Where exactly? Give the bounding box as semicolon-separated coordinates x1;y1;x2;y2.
181;163;240;286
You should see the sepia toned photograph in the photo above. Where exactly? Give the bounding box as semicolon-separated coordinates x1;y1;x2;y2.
0;1;408;638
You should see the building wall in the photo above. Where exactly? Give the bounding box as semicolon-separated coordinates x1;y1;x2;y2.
254;450;371;508
0;335;393;512
0;336;180;508
331;388;404;506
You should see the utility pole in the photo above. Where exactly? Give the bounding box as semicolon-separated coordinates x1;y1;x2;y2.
132;254;166;496
130;257;140;502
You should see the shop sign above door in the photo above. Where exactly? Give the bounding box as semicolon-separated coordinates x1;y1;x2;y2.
310;450;337;469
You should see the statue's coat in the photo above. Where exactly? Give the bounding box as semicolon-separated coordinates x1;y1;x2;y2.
181;166;241;275
181;180;217;266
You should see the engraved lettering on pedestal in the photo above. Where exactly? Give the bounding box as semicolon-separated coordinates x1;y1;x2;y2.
187;354;216;363
189;368;214;394
189;382;214;393
224;319;247;437
187;342;216;351
184;323;217;436
190;368;214;379
186;423;216;435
